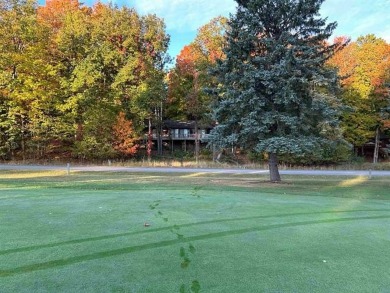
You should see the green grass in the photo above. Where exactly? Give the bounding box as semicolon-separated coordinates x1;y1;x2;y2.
0;170;389;292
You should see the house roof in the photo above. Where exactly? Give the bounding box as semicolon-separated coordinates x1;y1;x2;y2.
163;120;214;129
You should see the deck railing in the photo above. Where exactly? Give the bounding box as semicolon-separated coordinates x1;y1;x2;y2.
146;133;210;140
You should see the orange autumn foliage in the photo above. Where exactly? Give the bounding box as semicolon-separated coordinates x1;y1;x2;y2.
37;0;85;30
193;16;227;63
328;35;390;97
328;36;356;86
175;16;228;75
328;35;390;135
112;112;139;156
176;45;198;75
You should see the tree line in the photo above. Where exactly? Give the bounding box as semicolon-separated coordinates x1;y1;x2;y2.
1;0;390;173
0;0;169;161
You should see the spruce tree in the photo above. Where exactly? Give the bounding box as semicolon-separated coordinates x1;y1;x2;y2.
210;0;345;181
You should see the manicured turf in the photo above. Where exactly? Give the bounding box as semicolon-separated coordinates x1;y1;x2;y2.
0;170;389;292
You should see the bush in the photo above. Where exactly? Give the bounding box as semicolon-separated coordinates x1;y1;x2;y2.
73;137;117;160
278;140;353;165
199;148;213;160
247;151;266;162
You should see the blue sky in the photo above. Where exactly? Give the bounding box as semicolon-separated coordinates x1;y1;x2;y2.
39;0;390;62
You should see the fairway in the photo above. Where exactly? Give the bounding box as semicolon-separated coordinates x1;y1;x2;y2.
1;170;389;292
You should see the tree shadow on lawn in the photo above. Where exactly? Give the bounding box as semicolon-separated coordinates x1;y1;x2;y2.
1;211;389;277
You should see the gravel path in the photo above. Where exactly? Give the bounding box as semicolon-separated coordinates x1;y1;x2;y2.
1;164;390;177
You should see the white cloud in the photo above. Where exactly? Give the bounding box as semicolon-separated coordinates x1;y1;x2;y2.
376;23;390;42
110;0;389;41
352;12;383;34
104;0;390;57
131;0;236;32
321;0;390;41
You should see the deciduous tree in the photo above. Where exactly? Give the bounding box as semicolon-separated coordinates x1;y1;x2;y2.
328;34;390;162
113;112;139;157
167;17;228;160
0;0;59;159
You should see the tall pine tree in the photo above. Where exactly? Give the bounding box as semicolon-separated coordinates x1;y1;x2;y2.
210;0;345;181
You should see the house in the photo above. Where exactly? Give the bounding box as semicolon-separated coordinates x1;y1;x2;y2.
144;120;214;154
358;134;390;160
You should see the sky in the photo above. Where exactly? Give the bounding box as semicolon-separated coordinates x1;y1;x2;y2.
39;0;390;63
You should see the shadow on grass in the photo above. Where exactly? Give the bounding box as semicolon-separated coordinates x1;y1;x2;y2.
0;209;388;257
1;213;390;277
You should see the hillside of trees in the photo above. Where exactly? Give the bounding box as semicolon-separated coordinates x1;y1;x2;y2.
1;0;389;166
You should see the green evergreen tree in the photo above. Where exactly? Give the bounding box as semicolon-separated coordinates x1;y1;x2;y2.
210;0;345;181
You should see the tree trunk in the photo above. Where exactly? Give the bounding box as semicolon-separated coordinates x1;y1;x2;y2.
75;122;84;141
157;134;163;156
147;118;152;162
195;119;199;164
373;126;380;164
156;104;163;156
21;118;25;162
156;119;162;156
268;152;281;182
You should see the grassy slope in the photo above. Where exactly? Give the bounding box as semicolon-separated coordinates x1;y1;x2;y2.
0;171;389;292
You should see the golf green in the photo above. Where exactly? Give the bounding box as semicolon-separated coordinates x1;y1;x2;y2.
0;170;389;292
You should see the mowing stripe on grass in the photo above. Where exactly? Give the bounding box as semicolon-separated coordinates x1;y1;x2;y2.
1;214;389;278
0;209;388;256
